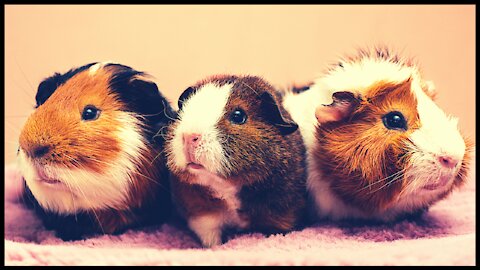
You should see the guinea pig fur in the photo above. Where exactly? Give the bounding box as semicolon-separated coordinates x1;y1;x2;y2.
165;75;308;247
17;62;176;240
283;47;473;222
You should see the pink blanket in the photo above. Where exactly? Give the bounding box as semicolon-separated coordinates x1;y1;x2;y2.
4;163;476;266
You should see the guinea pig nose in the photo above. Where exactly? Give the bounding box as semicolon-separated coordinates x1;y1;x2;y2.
32;145;51;158
183;133;202;146
437;155;459;169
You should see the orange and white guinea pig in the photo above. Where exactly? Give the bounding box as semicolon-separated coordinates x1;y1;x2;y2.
165;75;308;247
283;47;473;222
17;62;176;240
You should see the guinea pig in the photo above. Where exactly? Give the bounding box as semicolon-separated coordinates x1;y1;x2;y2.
16;62;176;240
283;47;473;222
164;75;308;247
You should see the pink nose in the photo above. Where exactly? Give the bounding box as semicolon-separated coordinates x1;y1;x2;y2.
183;133;202;148
183;133;202;163
437;155;459;169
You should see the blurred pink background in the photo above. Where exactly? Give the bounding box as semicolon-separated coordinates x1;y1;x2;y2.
5;5;475;164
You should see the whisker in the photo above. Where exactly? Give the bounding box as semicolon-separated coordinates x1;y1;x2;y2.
152;126;170;141
5;120;23;134
241;81;259;96
149;150;165;166
354;168;407;194
162;100;177;121
14;58;36;93
5;115;30;118
4;140;20;146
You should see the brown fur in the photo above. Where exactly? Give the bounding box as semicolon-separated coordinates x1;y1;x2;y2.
170;174;229;218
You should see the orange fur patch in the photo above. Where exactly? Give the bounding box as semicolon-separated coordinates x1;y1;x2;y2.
19;68;125;173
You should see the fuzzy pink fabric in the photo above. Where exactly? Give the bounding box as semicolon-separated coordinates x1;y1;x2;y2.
4;163;476;266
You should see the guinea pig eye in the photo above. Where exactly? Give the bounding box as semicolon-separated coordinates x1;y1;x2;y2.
81;105;101;121
230;109;247;125
382;111;407;131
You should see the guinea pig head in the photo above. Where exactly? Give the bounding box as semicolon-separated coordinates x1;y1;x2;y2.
166;75;298;182
314;74;472;216
17;62;173;214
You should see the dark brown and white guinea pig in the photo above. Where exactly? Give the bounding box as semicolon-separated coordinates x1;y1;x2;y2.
164;75;307;247
283;47;473;222
16;62;176;240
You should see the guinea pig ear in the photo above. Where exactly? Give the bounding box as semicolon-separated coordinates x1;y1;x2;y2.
124;76;178;123
35;62;97;107
315;91;360;124
260;92;299;135
422;80;437;100
178;87;197;111
35;75;61;107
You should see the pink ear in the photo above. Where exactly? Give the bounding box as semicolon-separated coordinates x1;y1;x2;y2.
315;92;358;124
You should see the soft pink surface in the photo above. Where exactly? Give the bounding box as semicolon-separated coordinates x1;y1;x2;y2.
4;163;476;266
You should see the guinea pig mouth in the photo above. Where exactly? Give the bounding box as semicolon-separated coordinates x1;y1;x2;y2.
35;168;65;187
39;178;62;185
187;162;205;170
36;176;67;189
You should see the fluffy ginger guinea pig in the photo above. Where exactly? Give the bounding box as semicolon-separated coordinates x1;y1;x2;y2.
164;75;307;247
17;62;176;240
283;47;473;222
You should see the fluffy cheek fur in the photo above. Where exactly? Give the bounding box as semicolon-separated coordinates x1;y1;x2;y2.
216;116;287;182
398;133;473;209
314;121;409;213
18;111;147;214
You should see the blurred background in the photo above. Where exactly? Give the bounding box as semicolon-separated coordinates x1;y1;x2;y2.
5;5;475;164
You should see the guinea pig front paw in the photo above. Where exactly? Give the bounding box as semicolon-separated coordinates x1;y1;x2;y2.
188;214;223;248
198;230;222;248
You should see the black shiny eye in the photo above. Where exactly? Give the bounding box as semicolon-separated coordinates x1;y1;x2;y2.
382;111;407;131
82;105;101;121
230;109;247;125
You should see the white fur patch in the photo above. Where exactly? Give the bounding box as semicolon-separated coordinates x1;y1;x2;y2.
410;85;466;163
186;170;248;247
190;170;243;214
317;58;414;95
17;112;146;214
88;61;117;75
283;89;327;150
171;83;232;174
188;214;223;247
